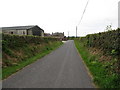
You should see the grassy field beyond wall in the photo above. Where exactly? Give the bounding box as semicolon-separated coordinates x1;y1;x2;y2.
2;34;63;79
74;28;120;88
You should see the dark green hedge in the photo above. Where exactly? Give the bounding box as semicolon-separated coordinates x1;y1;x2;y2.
79;29;120;86
2;34;62;67
2;34;60;50
80;28;120;57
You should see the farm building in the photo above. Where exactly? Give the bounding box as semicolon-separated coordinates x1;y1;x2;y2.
44;33;51;37
2;25;44;37
52;32;64;39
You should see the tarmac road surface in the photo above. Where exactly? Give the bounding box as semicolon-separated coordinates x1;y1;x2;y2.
3;40;94;88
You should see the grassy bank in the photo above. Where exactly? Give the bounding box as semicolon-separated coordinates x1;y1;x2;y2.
74;39;120;88
2;34;63;79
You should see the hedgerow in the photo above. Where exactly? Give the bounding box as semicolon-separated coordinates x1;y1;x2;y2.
2;34;60;49
77;28;120;88
2;34;62;68
80;28;120;57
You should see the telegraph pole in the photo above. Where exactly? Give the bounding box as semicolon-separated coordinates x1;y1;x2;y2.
76;26;77;38
68;31;69;37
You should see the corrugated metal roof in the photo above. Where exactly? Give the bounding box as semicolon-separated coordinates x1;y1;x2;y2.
2;25;37;30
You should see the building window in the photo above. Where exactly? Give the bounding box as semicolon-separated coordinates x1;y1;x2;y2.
23;31;25;35
11;32;13;34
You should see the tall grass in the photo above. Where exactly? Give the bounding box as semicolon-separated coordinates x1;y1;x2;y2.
74;39;120;88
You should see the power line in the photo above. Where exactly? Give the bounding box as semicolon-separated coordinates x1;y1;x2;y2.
76;0;90;37
78;0;89;26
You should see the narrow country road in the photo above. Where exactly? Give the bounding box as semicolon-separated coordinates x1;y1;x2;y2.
3;40;94;88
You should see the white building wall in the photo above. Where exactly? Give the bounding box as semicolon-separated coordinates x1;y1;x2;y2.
17;30;27;35
2;30;17;34
41;31;44;37
3;30;27;35
27;29;33;35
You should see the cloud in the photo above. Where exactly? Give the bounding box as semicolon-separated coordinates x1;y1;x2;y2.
0;0;119;36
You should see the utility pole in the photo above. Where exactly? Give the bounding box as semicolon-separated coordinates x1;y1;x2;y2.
76;26;77;38
68;31;69;37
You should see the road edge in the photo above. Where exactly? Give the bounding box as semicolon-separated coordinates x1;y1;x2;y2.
3;42;64;81
73;40;97;88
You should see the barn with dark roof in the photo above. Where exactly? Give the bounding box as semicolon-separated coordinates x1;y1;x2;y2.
2;25;44;37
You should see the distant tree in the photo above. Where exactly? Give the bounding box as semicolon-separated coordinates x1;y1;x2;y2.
105;25;112;31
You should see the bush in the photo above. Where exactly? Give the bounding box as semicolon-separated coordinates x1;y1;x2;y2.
80;28;120;57
2;34;62;67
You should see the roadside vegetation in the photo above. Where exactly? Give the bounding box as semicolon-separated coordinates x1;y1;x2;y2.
2;34;63;79
74;28;120;88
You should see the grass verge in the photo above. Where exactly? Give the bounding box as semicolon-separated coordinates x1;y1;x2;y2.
2;41;63;80
74;39;120;88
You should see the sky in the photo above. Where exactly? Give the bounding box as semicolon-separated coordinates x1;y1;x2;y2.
0;0;119;36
